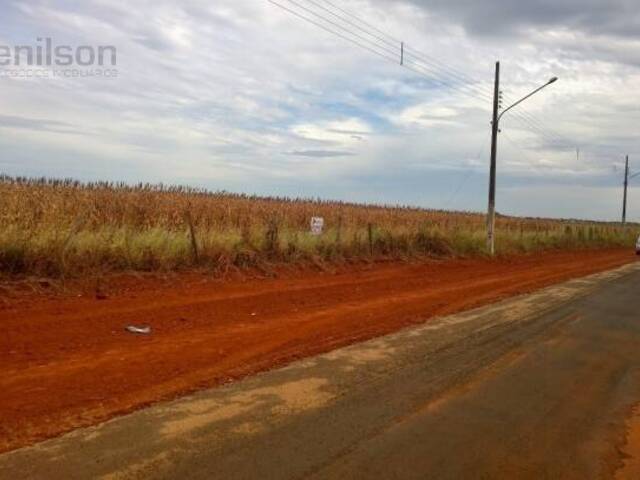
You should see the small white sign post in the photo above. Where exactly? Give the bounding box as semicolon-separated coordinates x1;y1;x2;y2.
310;217;324;236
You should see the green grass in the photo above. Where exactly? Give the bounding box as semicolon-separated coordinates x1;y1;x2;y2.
0;222;636;279
0;176;637;279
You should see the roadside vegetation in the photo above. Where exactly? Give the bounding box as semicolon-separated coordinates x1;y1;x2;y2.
0;175;637;279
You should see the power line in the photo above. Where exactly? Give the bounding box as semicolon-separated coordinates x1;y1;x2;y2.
267;0;399;63
280;0;578;124
301;0;398;50
269;0;493;107
401;59;492;105
507;104;622;159
506;112;575;150
405;52;494;102
501;92;623;156
269;0;583;156
403;48;495;98
506;106;576;148
320;0;604;156
292;0;495;103
321;0;399;44
317;0;497;97
496;94;580;150
304;0;498;101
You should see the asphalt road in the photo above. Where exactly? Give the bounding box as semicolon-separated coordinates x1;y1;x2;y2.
2;262;640;479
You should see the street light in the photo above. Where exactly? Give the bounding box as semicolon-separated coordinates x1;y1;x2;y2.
486;62;558;255
497;77;557;124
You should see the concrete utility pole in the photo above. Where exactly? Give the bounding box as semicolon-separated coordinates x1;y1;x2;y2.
485;65;558;255
622;155;629;225
486;62;500;255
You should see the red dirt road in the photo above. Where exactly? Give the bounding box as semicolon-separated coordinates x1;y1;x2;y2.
0;249;636;453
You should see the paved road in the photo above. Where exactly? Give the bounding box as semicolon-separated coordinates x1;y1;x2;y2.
2;263;640;479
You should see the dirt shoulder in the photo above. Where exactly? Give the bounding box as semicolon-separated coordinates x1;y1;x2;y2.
0;249;636;453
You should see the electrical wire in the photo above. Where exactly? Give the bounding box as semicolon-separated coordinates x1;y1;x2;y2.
267;0;399;63
269;0;494;107
268;0;636;211
505;106;576;148
291;0;495;103
317;0;498;98
268;0;614;161
506;112;575;150
305;0;498;102
301;0;399;50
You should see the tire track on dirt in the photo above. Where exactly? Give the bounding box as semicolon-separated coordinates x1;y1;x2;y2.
0;249;636;453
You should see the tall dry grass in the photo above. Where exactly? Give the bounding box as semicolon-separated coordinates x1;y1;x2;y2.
0;175;637;278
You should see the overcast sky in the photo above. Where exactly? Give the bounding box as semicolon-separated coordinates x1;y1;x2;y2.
0;0;639;220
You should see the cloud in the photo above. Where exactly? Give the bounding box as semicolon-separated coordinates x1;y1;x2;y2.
0;0;637;221
290;118;372;144
0;114;81;134
392;0;640;39
391;103;462;128
287;149;355;158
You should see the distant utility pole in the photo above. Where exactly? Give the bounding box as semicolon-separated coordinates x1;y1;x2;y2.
486;62;500;255
622;155;629;225
485;64;558;255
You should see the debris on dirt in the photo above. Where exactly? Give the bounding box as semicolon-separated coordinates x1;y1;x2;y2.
125;325;151;334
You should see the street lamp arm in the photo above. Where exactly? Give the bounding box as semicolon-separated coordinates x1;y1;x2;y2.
497;77;558;124
486;64;557;255
630;171;640;180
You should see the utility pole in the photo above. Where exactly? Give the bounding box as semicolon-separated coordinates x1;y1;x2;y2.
622;155;629;225
487;67;558;255
486;61;500;255
484;66;557;255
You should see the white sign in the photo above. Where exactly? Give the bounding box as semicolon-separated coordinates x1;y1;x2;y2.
310;217;324;235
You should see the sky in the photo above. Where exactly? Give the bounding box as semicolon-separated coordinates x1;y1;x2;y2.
0;0;638;221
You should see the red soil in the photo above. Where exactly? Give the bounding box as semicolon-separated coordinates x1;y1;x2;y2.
0;249;636;453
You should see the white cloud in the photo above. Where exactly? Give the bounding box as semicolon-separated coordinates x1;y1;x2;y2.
0;0;638;220
291;118;372;143
391;103;461;128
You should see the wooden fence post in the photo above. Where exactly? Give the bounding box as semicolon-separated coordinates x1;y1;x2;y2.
185;209;199;264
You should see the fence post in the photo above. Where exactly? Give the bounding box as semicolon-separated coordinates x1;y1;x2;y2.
60;214;86;285
185;209;199;264
368;223;374;256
